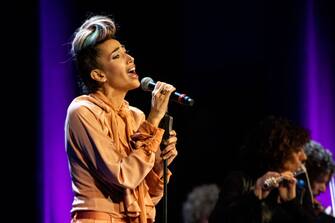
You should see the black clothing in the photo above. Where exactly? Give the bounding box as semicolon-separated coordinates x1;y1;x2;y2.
209;171;315;223
317;213;335;223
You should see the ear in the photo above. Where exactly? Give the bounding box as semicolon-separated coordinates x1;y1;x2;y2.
90;69;107;83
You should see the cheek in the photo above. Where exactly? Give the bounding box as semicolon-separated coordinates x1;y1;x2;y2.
105;63;119;72
282;162;293;172
103;60;124;71
293;155;301;165
286;161;301;172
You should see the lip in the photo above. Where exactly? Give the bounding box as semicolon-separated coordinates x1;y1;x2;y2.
128;66;136;73
128;72;138;79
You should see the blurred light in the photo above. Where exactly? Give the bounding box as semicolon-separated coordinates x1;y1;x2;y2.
40;0;75;222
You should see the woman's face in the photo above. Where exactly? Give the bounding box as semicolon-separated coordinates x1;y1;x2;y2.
312;173;331;197
95;39;140;92
282;147;307;172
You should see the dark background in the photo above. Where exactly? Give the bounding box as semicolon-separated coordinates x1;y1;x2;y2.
3;0;334;222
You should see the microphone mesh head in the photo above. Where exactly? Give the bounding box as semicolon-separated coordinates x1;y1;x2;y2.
141;77;153;91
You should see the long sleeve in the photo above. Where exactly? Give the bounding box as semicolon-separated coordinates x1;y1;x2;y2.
144;169;172;205
65;93;171;220
66;102;164;190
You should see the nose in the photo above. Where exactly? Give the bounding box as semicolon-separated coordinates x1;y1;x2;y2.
320;183;327;192
299;150;307;162
127;53;134;64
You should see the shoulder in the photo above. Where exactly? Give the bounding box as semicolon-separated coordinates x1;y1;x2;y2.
67;95;101;120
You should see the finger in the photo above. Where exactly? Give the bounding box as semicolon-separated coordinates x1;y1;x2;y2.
254;187;262;199
169;130;176;137
162;149;178;161
289;178;297;184
161;84;176;98
159;87;169;97
156;83;175;96
153;81;164;95
166;84;176;94
156;83;171;100
162;148;177;159
280;173;295;182
163;136;177;145
160;86;169;96
265;172;281;178
161;144;176;156
280;171;294;177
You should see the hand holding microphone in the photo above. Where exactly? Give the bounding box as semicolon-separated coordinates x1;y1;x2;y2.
141;76;194;127
146;80;176;127
141;77;195;106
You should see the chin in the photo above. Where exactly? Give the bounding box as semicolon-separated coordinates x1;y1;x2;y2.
134;81;141;88
129;82;140;90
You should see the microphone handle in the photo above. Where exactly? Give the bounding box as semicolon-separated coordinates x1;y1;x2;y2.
148;82;194;106
141;78;194;106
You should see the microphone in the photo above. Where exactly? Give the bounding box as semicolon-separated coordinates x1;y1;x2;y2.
141;77;194;106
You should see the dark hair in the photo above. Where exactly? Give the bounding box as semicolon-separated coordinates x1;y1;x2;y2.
240;116;310;178
304;140;335;183
71;15;116;93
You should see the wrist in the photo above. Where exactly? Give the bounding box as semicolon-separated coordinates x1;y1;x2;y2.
147;114;160;127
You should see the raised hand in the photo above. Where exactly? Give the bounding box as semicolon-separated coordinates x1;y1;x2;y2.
147;82;176;127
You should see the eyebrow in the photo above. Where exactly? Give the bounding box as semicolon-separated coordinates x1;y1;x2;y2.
111;46;120;54
108;45;126;59
111;45;126;54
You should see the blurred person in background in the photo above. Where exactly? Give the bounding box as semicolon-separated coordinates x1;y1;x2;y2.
182;184;220;223
210;116;314;223
302;140;335;222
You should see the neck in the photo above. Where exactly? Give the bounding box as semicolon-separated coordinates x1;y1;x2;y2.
99;87;127;110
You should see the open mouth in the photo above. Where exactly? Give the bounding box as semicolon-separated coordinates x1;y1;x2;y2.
128;67;138;78
128;67;136;73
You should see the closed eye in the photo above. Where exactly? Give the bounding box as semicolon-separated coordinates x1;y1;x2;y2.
112;54;120;59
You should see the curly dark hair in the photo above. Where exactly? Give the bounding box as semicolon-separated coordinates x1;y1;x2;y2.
304;140;335;183
240;116;310;178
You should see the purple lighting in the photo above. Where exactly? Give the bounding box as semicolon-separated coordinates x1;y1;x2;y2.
304;0;335;208
40;0;75;222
